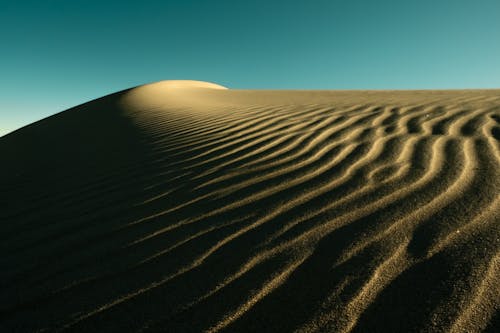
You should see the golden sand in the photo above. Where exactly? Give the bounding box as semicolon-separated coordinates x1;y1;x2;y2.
1;81;499;332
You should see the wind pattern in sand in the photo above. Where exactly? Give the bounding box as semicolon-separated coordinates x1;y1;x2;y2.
1;83;499;332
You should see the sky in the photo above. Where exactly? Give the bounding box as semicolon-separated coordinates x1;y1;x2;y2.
1;0;500;136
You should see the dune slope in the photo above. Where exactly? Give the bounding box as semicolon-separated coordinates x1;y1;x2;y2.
1;81;499;332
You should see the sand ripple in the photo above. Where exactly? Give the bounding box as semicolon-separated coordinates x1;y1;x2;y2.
1;84;499;332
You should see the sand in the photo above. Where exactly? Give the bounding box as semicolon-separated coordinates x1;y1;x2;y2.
1;81;499;332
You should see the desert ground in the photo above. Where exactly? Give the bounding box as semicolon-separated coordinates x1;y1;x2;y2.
1;81;499;332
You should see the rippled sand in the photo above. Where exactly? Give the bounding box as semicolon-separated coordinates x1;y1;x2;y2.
1;82;499;332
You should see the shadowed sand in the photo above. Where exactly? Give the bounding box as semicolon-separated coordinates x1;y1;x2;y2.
1;81;499;332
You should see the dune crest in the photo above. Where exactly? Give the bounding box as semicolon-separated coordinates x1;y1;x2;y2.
1;85;499;332
121;80;228;111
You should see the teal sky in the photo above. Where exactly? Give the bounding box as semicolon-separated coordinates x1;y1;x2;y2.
1;0;500;136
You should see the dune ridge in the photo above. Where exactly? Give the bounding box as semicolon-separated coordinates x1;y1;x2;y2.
0;81;499;332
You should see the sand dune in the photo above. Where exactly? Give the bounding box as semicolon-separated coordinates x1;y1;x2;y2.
1;81;499;332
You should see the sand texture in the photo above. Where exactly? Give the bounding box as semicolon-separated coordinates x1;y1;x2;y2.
1;81;499;332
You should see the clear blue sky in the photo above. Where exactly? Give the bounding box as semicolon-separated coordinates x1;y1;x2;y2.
1;0;499;136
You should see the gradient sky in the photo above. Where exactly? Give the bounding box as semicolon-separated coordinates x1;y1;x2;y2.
1;0;500;136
